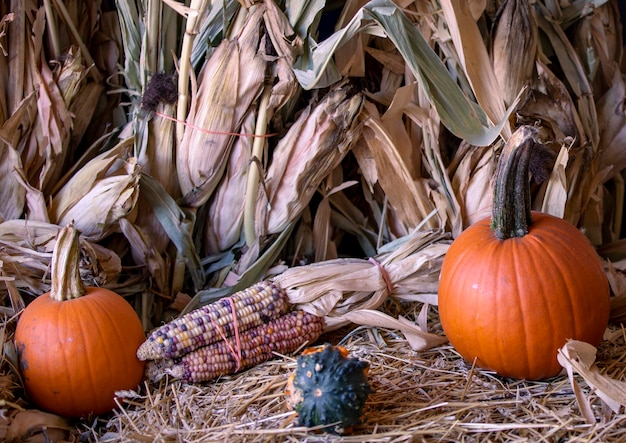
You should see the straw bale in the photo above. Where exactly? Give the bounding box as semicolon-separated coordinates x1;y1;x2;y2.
95;313;626;443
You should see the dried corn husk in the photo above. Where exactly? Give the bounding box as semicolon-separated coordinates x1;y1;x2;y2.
0;220;121;298
0;104;30;221
449;141;497;228
177;6;266;208
49;139;140;241
293;0;508;147
597;70;626;174
0;11;12;126
274;229;450;350
356;99;439;236
254;84;364;237
440;0;510;139
135;101;180;256
490;0;538;107
570;0;622;98
203;112;254;255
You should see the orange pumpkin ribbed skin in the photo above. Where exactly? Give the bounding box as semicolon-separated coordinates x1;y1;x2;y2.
14;287;146;418
438;211;610;380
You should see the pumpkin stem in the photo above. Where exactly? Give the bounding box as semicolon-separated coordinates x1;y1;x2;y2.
491;125;548;240
50;223;86;301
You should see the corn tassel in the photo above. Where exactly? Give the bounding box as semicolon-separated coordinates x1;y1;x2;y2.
137;281;290;360
158;310;324;383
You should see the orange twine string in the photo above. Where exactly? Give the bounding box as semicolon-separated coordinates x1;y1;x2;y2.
368;257;393;295
154;110;278;138
209;296;243;372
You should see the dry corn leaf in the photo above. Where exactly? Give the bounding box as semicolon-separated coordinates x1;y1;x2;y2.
135;102;180;255
358;100;437;234
21;12;74;196
5;409;72;443
6;0;29;116
138;173;204;292
119;218;168;294
597;70;626;174
0;11;11;125
569;0;622;97
449;142;496;228
0;141;26;222
440;0;510;138
294;0;509;147
341;309;447;351
539;143;569;218
52;153;140;241
13;167;48;223
49;139;131;224
558;339;626;421
536;9;598;151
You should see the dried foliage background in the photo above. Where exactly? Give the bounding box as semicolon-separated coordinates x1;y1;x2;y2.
1;0;626;441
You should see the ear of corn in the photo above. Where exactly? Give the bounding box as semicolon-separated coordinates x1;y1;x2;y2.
491;0;538;106
137;281;290;360
157;310;324;383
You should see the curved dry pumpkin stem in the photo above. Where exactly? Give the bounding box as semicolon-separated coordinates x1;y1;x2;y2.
50;224;86;301
491;125;542;240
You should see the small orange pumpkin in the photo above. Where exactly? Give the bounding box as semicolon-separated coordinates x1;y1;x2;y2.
438;126;610;380
14;224;146;417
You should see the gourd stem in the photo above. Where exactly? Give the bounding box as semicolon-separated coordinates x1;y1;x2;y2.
491;126;539;240
50;223;86;301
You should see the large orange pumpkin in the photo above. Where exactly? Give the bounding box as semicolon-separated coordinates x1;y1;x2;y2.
438;126;610;380
14;224;146;418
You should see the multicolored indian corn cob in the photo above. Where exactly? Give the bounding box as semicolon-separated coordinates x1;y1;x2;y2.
161;310;324;383
137;281;290;360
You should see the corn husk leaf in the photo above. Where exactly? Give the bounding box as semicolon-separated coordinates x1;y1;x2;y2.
570;1;622;98
139;173;204;292
0;132;27;222
293;0;513;146
558;339;626;420
449;142;496;228
118;218;168;294
49;140;131;222
275;229;450;349
189;0;240;69
536;9;598;149
56;159;140;241
539;143;569;218
597;70;626;174
21;10;75;196
490;0;538;109
184;221;296;312
255;85;363;237
204;112;254;255
440;0;510;138
356;98;441;236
